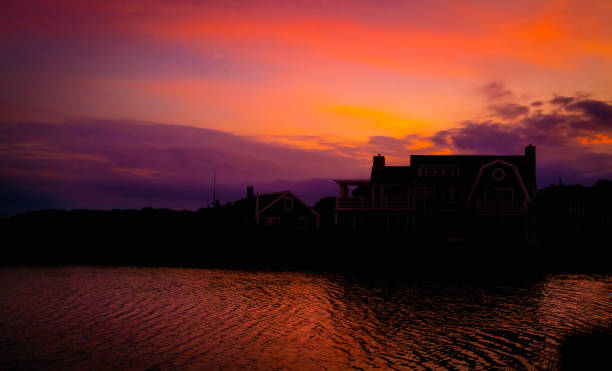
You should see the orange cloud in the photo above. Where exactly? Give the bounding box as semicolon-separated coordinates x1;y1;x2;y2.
322;105;428;136
115;1;612;76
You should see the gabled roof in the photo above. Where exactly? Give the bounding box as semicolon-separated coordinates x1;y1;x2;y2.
255;191;319;217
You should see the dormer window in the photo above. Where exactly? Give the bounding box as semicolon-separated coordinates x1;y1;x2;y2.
284;197;294;211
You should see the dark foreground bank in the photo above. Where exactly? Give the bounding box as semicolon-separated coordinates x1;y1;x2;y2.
552;323;612;370
2;208;610;276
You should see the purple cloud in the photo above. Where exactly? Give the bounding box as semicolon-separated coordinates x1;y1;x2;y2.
429;93;612;187
566;99;612;128
488;103;530;120
0;120;361;215
550;95;575;106
480;82;514;101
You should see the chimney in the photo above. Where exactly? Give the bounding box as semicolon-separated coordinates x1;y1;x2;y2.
525;144;535;160
247;186;254;199
373;154;385;169
524;144;536;199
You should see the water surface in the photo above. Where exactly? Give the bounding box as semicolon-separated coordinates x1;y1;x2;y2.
0;267;610;370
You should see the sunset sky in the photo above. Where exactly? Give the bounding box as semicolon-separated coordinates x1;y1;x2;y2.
1;0;612;214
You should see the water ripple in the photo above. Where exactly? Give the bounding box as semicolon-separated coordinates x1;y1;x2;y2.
0;267;610;370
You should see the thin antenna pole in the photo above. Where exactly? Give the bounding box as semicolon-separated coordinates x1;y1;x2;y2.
213;171;217;204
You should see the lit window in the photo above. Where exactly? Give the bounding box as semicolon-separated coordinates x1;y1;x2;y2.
265;217;281;225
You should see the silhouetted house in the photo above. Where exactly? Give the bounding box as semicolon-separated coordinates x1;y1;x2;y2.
334;145;537;242
537;179;612;243
235;187;319;229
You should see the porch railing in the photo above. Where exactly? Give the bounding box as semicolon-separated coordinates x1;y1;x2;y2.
336;196;412;209
476;198;527;209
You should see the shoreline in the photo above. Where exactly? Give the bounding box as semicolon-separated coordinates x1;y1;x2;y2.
2;208;610;276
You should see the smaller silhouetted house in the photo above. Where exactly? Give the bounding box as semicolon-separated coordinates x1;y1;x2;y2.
537;179;612;243
235;187;319;230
